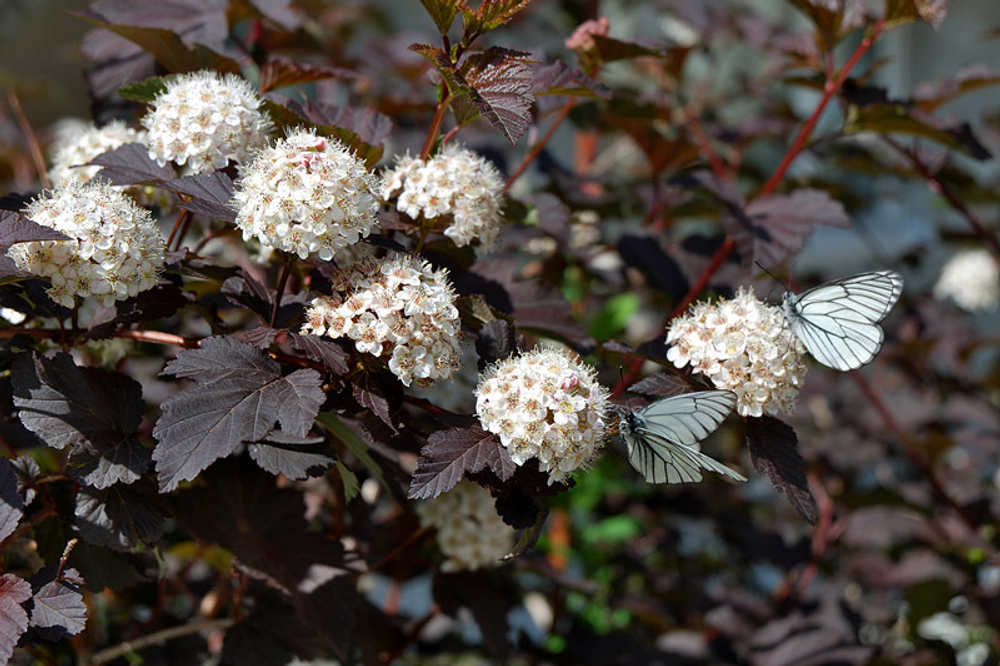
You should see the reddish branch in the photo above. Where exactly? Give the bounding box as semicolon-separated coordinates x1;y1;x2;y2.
6;90;50;189
613;19;886;398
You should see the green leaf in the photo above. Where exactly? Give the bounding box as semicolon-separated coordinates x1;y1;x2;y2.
420;0;461;35
316;412;390;494
74;12;241;75
461;0;532;41
846;103;991;159
117;76;170;103
335;461;359;503
589;293;640;342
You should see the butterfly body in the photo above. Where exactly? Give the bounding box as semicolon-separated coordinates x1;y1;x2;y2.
620;390;746;484
782;270;904;371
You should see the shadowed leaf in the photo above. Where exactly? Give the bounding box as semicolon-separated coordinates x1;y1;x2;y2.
475;319;518;368
67;437;150;488
0;459;24;543
259;55;358;94
629;373;693;398
530;60;610;98
433;570;514;658
0;211;70;248
75;480;166;551
248;431;335;480
746;416;817;524
618;234;689;298
162;172;236;222
88;143;176;185
460;47;535;145
409;426;515;500
289;333;351;376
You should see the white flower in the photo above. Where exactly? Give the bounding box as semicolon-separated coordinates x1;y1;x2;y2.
666;287;807;417
415;480;515;572
48;119;174;212
142;71;272;174
301;250;463;386
933;248;999;312
474;347;609;483
381;144;505;249
232;128;379;260
10;181;165;307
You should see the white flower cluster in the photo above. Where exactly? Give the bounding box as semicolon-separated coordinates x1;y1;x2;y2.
475;347;609;483
301;251;462;386
11;181;165;307
381;144;505;249
666;287;807;417
415;480;515;572
49;119;173;212
232;129;379;260
143;71;272;174
933;248;999;312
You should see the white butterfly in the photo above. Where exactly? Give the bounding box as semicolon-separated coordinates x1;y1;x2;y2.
619;390;746;484
782;270;904;371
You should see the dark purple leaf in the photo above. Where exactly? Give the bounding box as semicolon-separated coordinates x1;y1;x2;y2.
259;55;358;94
289;333;351;376
10;456;40;506
291;576;357;660
433;570;514;658
75;9;241;75
530;60;611;99
0;210;69;248
0;574;31;664
846;103;990;159
629;373;694;398
726;189;849;268
0;192;35;212
66;437;150;488
236;326;279;350
914;63;1000;112
460;47;535;145
248;431;335;480
268;98;387;168
162;172;237;222
67;541;143;593
222;586;319;666
249;0;302;29
221;270;304;327
529;193;571;247
88;0;230;51
617;234;689;299
475;319;518;368
591;34;668;62
75;480;166;551
409;426;515;500
352;374;398;431
509;280;594;351
0;458;24;543
29;568;87;639
173;458;346;591
88;142;176;185
83;29;157;120
419;0;460;35
86;280;189;340
12;352;144;453
745;416;817;524
153;337;324;491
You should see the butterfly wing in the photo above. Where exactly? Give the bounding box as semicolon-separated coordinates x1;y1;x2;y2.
784;270;904;371
623;390;746;484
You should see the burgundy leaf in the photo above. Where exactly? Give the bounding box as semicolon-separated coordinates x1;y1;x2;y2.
74;480;166;551
726;189;849;268
0;574;31;664
153;337;324;491
248;0;303;30
237;326;279;350
529;193;571;247
0;458;24;543
629;373;694;398
409;427;515;500
161;172;236;222
460;47;535;145
86;280;190;340
289;333;351;376
248;432;335;481
12;352;144;453
914;63;1000;112
259;55;357;94
617;234;689;299
270;98;388;167
0;210;69;248
745;416;817;524
66;437;150;488
529;60;611;99
87;0;230;52
30;568;87;638
352;375;396;431
508;280;594;350
88;142;176;185
475;319;518;368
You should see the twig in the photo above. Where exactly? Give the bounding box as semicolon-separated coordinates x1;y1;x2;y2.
358;526;433;579
420;88;451;160
90;618;235;665
6;90;50;189
270;255;294;328
381;605;440;664
166;210;191;250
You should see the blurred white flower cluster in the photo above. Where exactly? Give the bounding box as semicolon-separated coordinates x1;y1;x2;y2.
933;248;999;312
143;71;272;174
49;119;174;212
301;250;462;386
11;181;165;307
666;287;807;417
415;480;514;572
917;606;992;666
232;128;379;260
475;347;609;483
382;144;505;249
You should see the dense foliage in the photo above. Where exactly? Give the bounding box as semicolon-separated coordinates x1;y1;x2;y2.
1;0;999;664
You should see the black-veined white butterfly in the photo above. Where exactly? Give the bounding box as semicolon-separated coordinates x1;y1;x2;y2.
781;270;904;372
619;390;746;484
